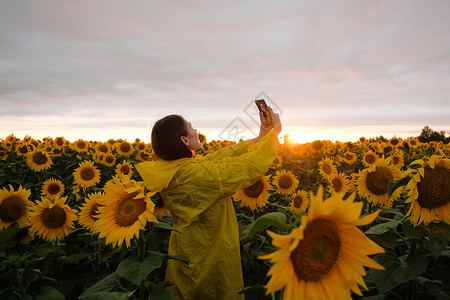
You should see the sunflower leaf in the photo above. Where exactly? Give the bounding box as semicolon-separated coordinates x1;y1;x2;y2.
387;177;409;199
240;212;287;241
365;219;402;235
116;254;163;286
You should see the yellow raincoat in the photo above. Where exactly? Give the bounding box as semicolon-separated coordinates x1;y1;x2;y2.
136;129;280;300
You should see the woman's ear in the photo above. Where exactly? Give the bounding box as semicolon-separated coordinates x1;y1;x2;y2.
180;136;189;147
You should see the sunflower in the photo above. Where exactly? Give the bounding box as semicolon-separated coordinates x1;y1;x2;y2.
152;193;171;219
41;178;65;200
271;153;283;169
26;149;53;172
5;134;17;144
78;192;103;233
289;190;309;214
362;150;378;168
115;141;134;157
73;160;101;188
259;186;384;300
389;137;402;148
72;139;89;153
233;175;272;210
328;172;350;196
382;143;395;156
405;155;450;226
318;157;337;181
310;140;325;153
356;157;403;207
407;137;420;149
94;176;158;248
390;152;404;169
136;150;152;162
115;160;133;177
348;173;359;193
134;142;148;152
53;136;66;149
342;151;357;165
29;196;77;242
103;153;116;167
0;185;32;230
95;142;111;154
273;170;299;195
16;142;34;157
17;226;34;245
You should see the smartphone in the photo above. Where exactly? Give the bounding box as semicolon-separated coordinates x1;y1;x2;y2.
255;99;273;125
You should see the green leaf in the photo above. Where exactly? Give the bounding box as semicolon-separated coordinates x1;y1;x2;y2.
149;286;174;300
240;212;287;241
423;236;448;257
368;252;428;294
388;177;409;199
401;219;426;239
36;286;65;300
152;222;184;234
79;272;120;299
369;230;396;250
365;219;402;235
0;223;19;243
237;284;267;294
116;254;163;285
81;291;135;300
424;281;450;300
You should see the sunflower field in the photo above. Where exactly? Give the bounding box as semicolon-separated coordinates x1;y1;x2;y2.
0;133;449;300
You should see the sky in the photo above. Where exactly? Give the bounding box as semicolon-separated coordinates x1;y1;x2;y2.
1;0;449;144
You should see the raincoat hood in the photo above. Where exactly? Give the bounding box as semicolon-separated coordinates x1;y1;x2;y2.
135;157;195;192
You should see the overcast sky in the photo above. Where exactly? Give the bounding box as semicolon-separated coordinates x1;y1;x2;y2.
1;0;449;143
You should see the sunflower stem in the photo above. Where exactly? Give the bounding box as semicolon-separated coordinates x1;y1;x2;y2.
138;231;147;300
408;238;417;261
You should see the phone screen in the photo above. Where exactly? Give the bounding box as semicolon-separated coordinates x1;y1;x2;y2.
255;99;273;125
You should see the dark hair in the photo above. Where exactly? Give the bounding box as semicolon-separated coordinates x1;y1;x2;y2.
151;115;193;161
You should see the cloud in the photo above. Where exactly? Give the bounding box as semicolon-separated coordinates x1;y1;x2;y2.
0;0;449;141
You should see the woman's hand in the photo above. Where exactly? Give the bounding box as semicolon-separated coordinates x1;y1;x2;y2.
253;105;282;143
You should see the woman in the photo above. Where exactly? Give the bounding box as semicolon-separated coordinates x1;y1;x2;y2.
136;107;281;299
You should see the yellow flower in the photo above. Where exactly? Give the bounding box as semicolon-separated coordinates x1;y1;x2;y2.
259;186;384;300
390;152;404;169
78;192;103;233
53;136;66;150
318;157;337;181
115;160;134;177
0;185;32;230
72;139;90;153
356;157;403;207
271;153;283;169
102;153;116;167
95;142;111;154
343;151;357;165
289;190;309;214
94;176;158;248
41;178;65;200
152;193;171;219
26;149;53;172
16;142;34;157
405;155;450;226
232;175;272;210
362;150;378;168
29;196;77;242
73;160;101;188
115;141;134;157
328;172;349;196
136;150;152;162
273;169;299;195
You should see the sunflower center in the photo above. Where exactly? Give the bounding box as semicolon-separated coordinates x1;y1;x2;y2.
89;203;100;220
114;191;146;227
384;146;393;153
278;175;293;189
0;196;26;222
391;139;399;146
33;151;48;165
120;143;131;153
393;156;399;165
332;178;343;192
365;155;376;164
138;143;146;150
322;164;332;175
293;196;303;208
416;166;450;209
105;156;114;164
345;154;353;161
48;183;61;195
120;165;130;175
366;167;393;195
77;141;86;149
81;167;95;181
56;138;64;146
41;206;67;228
139;152;150;160
98;145;108;153
244;179;264;198
19;145;29;154
290;218;341;282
